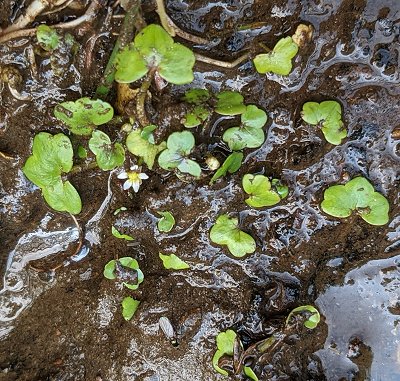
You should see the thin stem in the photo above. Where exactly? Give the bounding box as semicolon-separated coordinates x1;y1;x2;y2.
155;0;209;45
136;70;154;127
195;52;250;68
0;151;14;160
69;161;98;175
95;0;143;99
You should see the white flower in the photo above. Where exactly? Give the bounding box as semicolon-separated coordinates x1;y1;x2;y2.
117;165;149;192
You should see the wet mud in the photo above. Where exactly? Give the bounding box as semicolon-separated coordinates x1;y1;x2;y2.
0;1;399;380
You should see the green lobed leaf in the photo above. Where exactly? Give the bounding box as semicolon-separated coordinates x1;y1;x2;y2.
183;88;210;104
243;174;286;207
36;24;60;51
210;214;256;257
241;105;268;129
115;24;195;85
253;36;299;76
177;158;201;177
23;132;73;188
183;106;210;128
286;305;320;329
271;179;289;199
89;130;125;170
215;91;246;115
210;152;243;184
42;179;81;214
111;226;134;241
321;177;389;225
54;97;114;135
122;297;140;321
77;145;87;159
301;100;346;145
212;329;237;376
157;211;175;232
103;257;144;290
159;253;190;270
126;128;166;170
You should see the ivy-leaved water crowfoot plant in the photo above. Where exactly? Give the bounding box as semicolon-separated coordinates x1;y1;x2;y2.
54;97;114;135
215;91;246;115
321;177;389;225
117;165;149;192
301;100;346;145
212;329;237;376
182;88;211;128
22;132;81;214
126;126;166;169
157;211;175;232
223;105;267;151
115;24;195;85
103;257;144;290
159;253;190;270
210;152;243;184
253;36;299;76
242;174;288;207
36;25;60;51
89;130;125;170
210;214;256;257
158;131;201;177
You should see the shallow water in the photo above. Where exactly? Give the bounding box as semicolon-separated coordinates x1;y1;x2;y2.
0;1;399;380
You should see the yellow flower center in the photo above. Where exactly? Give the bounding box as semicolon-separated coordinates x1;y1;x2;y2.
128;171;140;182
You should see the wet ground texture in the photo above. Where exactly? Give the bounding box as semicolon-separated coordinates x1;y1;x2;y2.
0;0;400;380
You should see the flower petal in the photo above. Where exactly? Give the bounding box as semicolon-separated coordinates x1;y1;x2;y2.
123;180;132;190
118;172;128;179
139;173;149;180
132;181;140;193
130;165;139;171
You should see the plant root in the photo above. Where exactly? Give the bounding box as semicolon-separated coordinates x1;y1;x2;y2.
195;52;250;69
155;0;209;45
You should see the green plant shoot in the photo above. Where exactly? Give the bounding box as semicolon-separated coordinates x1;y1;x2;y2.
212;329;237;376
122;297;140;321
301;100;346;145
115;24;195;85
321;177;389;225
157;211;175;232
286;305;320;329
210;152;243;184
103;257;144;290
210;214;256;257
111;226;134;241
36;25;60;51
159;253;190;270
253;36;299;76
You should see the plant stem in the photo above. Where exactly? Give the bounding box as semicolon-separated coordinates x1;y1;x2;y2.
70;161;98;175
136;69;155;127
195;52;250;68
95;0;143;99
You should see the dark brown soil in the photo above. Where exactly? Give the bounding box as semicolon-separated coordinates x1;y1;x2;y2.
0;1;399;381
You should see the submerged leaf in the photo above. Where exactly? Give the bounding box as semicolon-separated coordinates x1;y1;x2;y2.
159;253;190;270
54;97;114;135
253;36;299;76
210;214;256;257
89;130;125;170
321;177;389;225
301;100;346;145
122;297;140;321
157;211;175;232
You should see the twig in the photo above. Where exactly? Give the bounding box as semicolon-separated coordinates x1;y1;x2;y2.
155;0;209;45
195;52;250;68
95;0;142;99
0;151;14;160
42;0;75;15
0;0;104;44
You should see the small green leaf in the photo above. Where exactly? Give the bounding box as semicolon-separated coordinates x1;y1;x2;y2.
210;152;243;184
244;366;259;381
113;206;127;215
89;130;125;170
126;128;166;170
183;88;210;104
122;297;140;321
159;253;190;270
271;178;289;199
183;106;210;128
36;24;60;51
212;329;237;376
103;257;144;290
210;214;256;257
77;145;87;159
111;226;134;241
286;305;320;329
301;100;346;145
54;97;114;135
222;105;267;151
243;174;287;207
115;24;195;85
253;36;299;76
42;179;81;214
215;91;246;115
157;131;201;177
321;177;390;225
157;211;175;232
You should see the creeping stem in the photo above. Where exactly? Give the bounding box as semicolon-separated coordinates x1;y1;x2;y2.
136;69;155;127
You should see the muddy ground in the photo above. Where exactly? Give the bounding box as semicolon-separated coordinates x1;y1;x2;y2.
0;0;399;380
